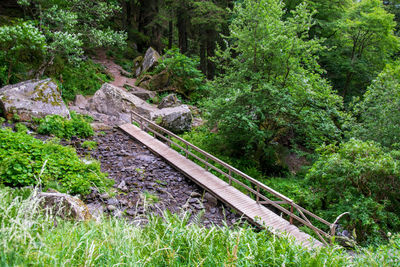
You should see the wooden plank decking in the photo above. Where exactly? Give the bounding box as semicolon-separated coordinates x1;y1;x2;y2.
119;123;324;249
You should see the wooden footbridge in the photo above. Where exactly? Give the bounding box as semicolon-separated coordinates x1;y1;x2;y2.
120;112;337;249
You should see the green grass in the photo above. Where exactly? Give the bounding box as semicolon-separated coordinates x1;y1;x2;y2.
0;187;399;266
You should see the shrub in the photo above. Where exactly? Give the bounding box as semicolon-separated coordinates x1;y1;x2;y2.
57;60;111;102
81;140;98;150
0;127;112;195
306;139;400;244
152;48;208;100
37;111;94;139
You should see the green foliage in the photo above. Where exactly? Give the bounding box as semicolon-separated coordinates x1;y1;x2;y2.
37;111;94;139
350;63;400;148
14;123;28;133
306;139;400;244
57;59;111;101
320;0;399;100
153;48;208;100
0;128;112;195
206;0;344;170
81;140;97;150
0;187;399;265
0;21;46;85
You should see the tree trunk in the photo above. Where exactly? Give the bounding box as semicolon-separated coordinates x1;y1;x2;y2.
200;39;207;76
177;5;188;54
206;33;216;79
168;20;173;49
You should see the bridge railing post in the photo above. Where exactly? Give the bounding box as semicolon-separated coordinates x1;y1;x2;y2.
228;169;232;185
205;157;208;170
185;144;188;158
256;185;260;203
290;203;294;225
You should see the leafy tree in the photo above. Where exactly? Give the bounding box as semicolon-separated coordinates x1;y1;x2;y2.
154;48;206;95
350;63;400;148
321;0;399;100
306;139;400;244
205;0;344;172
0;21;46;85
16;0;127;76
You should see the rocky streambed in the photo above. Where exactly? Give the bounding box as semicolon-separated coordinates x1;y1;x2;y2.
72;128;242;227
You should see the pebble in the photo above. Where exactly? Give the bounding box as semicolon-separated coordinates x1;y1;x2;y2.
107;205;117;211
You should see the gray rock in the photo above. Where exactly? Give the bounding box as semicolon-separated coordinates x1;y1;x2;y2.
130;86;157;101
100;193;110;200
141;47;160;74
88;83;158;119
157;94;182;109
192;203;204;210
74;94;88;109
107;205;117;211
151;105;192;133
0;79;70;121
117;180;129;192
204;192;218;207
91;122;113;131
107;198;119;206
38;191;91;221
86;202;104;222
190;191;201;198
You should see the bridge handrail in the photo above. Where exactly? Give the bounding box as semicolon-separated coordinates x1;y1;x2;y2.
130;111;334;245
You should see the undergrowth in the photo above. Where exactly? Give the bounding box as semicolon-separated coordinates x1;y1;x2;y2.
0;127;112;195
56;59;112;102
37;111;94;139
0;187;399;266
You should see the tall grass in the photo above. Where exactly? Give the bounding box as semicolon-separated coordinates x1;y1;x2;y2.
0;187;398;266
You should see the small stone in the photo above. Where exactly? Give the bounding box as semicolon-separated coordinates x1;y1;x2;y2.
189;198;198;204
210;208;216;214
107;198;119;206
107;205;117;211
192;203;203;210
190;191;201;198
125;208;136;216
204;192;218;207
117;180;129;192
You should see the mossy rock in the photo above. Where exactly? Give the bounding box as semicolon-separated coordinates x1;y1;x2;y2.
0;79;70;121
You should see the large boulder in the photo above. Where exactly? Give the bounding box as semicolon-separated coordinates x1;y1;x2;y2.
137;70;170;91
158;94;182;109
133;47;160;77
152;105;192;133
88;83;157;121
0;79;70;121
129;85;157;101
38;191;92;221
141;47;160;74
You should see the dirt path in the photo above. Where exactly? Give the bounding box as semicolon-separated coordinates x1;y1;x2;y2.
93;50;137;89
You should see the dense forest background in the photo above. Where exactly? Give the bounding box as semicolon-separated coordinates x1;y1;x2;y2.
1;0;400;247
